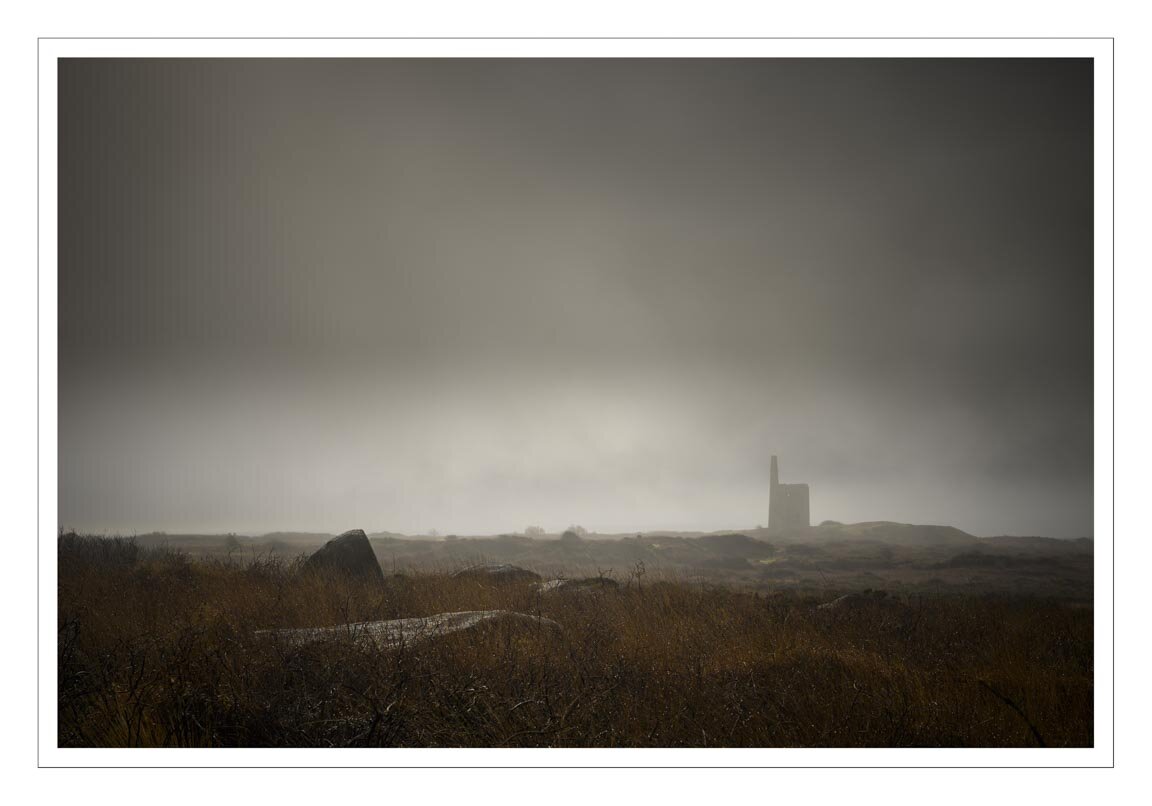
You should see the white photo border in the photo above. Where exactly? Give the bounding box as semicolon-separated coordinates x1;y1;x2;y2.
37;36;1115;768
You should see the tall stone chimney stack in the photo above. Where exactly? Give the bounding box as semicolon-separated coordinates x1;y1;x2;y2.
770;454;779;489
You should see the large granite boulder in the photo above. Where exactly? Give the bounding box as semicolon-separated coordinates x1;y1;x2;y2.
301;529;384;583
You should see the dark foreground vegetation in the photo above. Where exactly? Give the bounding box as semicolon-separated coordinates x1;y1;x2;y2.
58;533;1092;748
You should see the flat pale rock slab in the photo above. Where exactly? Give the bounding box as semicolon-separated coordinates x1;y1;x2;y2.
256;610;561;649
451;563;541;583
537;577;619;594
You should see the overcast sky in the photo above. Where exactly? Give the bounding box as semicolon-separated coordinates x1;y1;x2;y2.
58;58;1094;538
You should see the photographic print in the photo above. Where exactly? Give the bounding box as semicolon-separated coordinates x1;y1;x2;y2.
53;52;1098;752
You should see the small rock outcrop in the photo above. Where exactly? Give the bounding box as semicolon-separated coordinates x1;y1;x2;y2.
536;577;619;594
450;563;541;583
256;610;561;649
817;589;893;611
301;529;384;584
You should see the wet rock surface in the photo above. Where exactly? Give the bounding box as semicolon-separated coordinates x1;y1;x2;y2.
536;577;619;594
256;610;561;649
450;563;541;583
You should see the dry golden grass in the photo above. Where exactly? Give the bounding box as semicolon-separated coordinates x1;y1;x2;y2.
57;534;1092;748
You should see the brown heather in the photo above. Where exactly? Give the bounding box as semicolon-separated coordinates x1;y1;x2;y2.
57;534;1092;748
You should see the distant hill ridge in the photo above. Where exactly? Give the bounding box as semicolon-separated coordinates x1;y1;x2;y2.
117;522;1089;550
804;521;978;546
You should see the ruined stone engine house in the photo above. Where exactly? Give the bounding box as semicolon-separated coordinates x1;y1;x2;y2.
768;455;810;534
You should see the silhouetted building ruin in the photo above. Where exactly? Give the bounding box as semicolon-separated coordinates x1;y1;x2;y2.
769;455;809;534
